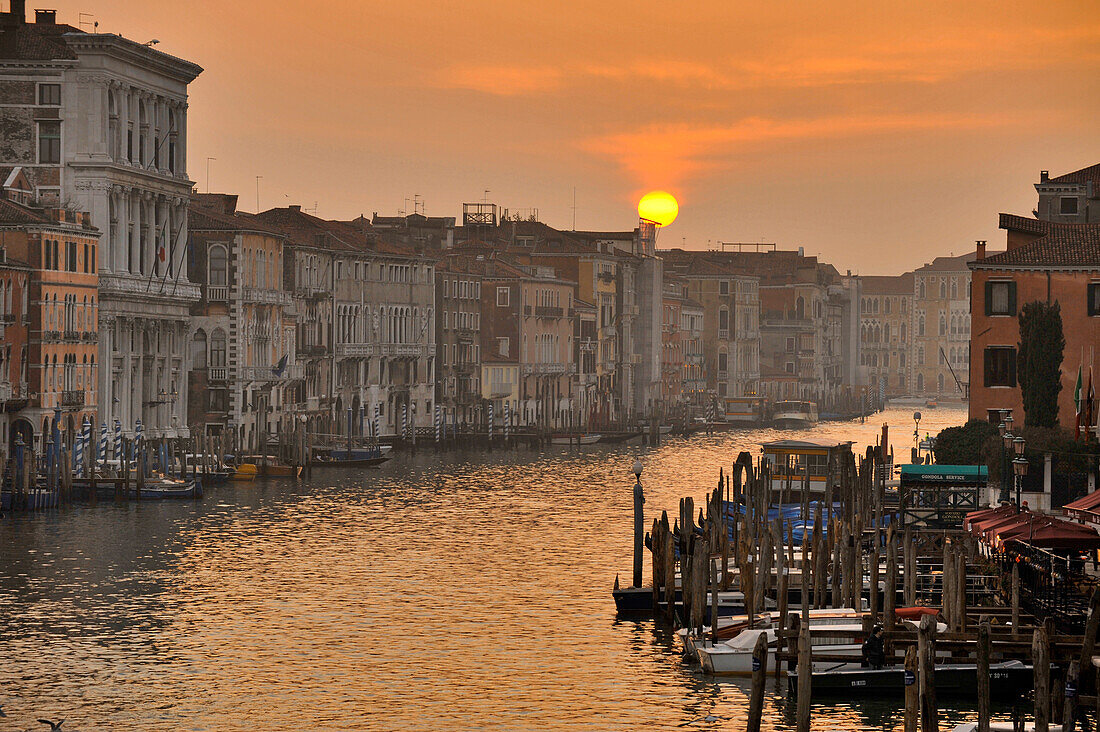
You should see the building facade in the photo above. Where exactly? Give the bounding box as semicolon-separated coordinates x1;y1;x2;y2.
1035;164;1100;225
910;253;973;397
859;274;913;398
436;258;482;424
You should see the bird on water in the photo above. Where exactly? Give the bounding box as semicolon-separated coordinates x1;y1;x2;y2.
37;720;64;730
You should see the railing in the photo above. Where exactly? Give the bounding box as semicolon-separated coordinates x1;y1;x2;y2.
64;330;80;341
579;340;598;352
99;272;201;301
718;329;729;339
300;344;328;356
82;330;97;342
242;287;293;305
522;362;575;375
0;313;13;324
240;364;304;381
378;343;426;357
336;343;374;357
535;305;564;317
206;285;229;301
295;285;330;299
61;390;85;408
42;330;61;341
208;367;228;381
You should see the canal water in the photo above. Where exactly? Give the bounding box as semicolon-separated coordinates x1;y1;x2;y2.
1;406;1016;730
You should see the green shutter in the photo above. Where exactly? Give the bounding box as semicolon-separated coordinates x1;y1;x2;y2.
1008;281;1017;315
984;281;993;316
984;348;993;387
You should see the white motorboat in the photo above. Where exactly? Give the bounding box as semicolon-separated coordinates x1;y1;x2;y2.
549;433;601;445
771;400;820;429
695;609;864;676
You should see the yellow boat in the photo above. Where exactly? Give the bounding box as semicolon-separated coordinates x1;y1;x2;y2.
230;463;258;481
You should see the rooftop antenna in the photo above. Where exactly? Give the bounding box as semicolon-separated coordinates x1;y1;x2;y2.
414;193;423;215
77;13;96;30
205;157;215;193
571;186;576;230
255;175;262;213
482;189;490;203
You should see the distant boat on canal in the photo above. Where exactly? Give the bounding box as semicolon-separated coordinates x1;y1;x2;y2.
550;433;602;446
770;400;819;429
311;445;392;467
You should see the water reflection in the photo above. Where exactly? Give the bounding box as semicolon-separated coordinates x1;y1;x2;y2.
0;407;1011;730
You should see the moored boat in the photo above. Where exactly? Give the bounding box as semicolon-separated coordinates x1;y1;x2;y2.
138;479;203;499
550;433;601;445
311;445;392;467
230;463;258;481
771;400;819;429
788;659;1034;699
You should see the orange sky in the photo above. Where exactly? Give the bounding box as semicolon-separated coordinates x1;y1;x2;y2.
47;0;1100;273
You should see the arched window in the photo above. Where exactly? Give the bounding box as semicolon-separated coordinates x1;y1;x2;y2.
918;315;925;336
208;245;227;287
918;346;925;365
900;322;907;341
916;373;924;391
939;315;946;336
210;329;227;368
795;296;805;319
192;329;207;368
884;323;890;341
951;279;958;299
939;280;946;299
918;279;926;299
938;373;945;392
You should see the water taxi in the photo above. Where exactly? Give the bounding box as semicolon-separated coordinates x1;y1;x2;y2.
760;440;853;498
723;396;765;426
770;400;819;428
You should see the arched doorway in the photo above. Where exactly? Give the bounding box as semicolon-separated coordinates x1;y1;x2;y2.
9;418;34;455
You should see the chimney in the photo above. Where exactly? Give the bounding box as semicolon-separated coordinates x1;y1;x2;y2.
3;0;25;27
289;205;301;212
34;8;55;24
1040;170;1049;183
975;240;987;261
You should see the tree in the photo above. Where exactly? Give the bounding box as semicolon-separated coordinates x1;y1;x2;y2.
934;419;997;465
1017;300;1065;428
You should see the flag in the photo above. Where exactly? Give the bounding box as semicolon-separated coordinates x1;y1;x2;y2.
1088;367;1096;443
1074;365;1084;440
157;240;166;262
272;354;288;377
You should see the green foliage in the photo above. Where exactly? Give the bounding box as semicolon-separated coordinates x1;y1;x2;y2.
934;419;998;466
980;425;1100;483
1017;300;1065;428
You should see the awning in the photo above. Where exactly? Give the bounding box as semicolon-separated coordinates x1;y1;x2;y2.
965;504;1017;532
998;517;1100;550
1064;489;1100;522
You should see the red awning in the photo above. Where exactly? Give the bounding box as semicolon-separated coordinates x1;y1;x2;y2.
1064;489;1100;523
972;510;1030;539
994;515;1100;550
966;505;1017;533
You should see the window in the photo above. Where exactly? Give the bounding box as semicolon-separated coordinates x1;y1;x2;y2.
1061;197;1079;215
208;245;227;287
38;122;60;164
985;281;1016;316
496;287;509;307
984;346;1016;387
718;351;728;371
785;361;795;374
191;330;207;368
498;337;510;357
66;241;77;272
209;389;227;412
38;83;60;106
719;281;729;295
1089;283;1100;317
719;308;729;331
210;329;227;368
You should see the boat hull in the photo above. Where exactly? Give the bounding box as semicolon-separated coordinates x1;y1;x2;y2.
789;661;1034;699
550;434;601;445
137;481;203;499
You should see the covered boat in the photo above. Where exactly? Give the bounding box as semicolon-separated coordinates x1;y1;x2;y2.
789;660;1034;699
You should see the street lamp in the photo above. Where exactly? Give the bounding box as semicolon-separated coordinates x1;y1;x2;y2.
1013;436;1027;508
998;409;1013;504
632;458;645;588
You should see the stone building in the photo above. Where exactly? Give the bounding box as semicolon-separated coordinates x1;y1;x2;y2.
0;4;203;438
187;195;297;446
1034;164;1100;224
0;207;32;457
859;274;913;398
910;253;973;397
0;192;99;450
436;257;482;425
258;206;436;437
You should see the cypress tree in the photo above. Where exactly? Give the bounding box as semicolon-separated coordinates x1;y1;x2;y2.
1017;300;1065;428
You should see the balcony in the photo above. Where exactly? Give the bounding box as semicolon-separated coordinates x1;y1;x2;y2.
453;361;476;374
208;367;228;381
336;343;374;358
299;344;329;357
243;287;293;306
41;330;60;342
579;340;597;353
0;313;13;324
4;381;28;410
535;305;564;318
378;343;426;357
82;331;97;342
206;285;229;302
64;330;80;342
295;285;330;299
522;362;575;376
61;390;85;408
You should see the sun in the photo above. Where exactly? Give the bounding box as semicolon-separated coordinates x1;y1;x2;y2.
637;190;679;227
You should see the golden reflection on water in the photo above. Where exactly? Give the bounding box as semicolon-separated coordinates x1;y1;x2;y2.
0;407;1020;730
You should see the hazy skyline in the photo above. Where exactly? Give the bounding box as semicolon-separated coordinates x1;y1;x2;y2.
47;0;1100;273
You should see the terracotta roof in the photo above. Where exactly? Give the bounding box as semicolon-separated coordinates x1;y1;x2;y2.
1046;163;1100;187
914;252;976;273
189;203;286;238
0;23;78;60
0;197;51;225
974;214;1100;269
861;273;913;295
255;207;423;259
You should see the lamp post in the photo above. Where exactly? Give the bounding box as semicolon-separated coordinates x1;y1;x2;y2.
912;411;921;462
632;458;645;588
998;410;1013;504
1013;436;1027;508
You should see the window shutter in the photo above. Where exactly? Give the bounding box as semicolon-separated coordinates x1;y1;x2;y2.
984;282;993;316
1007;282;1017;315
984;348;993;388
1008;347;1017;387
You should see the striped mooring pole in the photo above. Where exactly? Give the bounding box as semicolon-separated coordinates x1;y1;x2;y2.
488;402;494;442
99;422;108;470
434;404;442;443
114;419;122;462
74;417;86;478
402;404;408;441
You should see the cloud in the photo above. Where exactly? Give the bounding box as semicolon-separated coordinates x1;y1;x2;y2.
581;113;1024;190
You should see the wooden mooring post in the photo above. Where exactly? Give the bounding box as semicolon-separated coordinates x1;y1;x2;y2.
1034;625;1050;732
918;613;937;732
747;630;768;732
978;619;991;732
